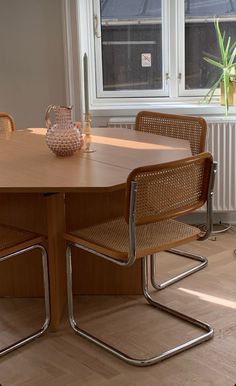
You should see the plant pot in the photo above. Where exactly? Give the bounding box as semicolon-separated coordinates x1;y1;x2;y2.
220;81;236;106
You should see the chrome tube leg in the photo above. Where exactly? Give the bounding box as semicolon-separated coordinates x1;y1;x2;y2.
66;244;149;366
141;256;213;364
66;244;77;329
150;162;216;292
40;245;51;331
66;245;213;367
150;250;208;291
0;244;51;357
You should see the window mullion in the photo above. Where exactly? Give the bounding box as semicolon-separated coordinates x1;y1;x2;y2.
93;0;104;98
166;0;178;98
177;0;185;97
162;0;170;96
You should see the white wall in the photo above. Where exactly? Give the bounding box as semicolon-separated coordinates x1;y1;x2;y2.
0;0;66;128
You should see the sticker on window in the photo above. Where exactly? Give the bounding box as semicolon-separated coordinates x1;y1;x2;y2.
141;53;151;67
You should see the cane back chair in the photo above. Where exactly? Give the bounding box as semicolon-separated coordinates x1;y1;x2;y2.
135;110;207;156
65;152;216;366
0;224;50;357
0;112;15;132
135;110;210;291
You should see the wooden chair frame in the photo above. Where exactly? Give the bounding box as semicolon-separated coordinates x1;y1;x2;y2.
135;110;207;156
0;112;16;132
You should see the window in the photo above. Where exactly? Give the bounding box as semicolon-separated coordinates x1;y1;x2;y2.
93;0;168;97
180;0;236;96
99;0;163;92
80;0;236;102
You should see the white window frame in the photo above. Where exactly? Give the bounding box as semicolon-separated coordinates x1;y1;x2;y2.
178;0;216;97
65;0;236;118
177;6;219;98
93;0;170;98
178;3;236;98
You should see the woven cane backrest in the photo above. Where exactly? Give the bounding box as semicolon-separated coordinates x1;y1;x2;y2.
126;153;213;225
135;111;207;155
0;113;15;132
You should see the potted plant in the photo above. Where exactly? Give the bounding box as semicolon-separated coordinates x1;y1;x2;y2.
202;19;236;116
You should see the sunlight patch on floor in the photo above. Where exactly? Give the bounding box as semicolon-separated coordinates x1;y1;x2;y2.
178;287;236;309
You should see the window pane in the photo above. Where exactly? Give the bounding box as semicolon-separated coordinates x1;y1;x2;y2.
100;0;162;91
185;0;236;89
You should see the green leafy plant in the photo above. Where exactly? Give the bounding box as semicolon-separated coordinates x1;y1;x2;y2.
202;19;236;116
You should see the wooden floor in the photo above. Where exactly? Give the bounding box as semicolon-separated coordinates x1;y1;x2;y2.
0;230;236;385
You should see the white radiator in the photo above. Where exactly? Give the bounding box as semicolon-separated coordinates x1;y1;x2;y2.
108;117;135;130
108;116;236;212
206;118;236;212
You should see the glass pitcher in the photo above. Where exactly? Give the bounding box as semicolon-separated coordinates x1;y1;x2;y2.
45;105;83;156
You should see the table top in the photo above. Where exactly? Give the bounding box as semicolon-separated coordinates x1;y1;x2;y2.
0;127;192;192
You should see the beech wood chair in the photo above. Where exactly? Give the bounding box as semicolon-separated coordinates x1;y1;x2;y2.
0;112;16;132
135;110;210;291
0;224;50;357
65;152;216;366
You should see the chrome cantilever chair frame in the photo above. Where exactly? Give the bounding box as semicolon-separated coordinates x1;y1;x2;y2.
151;162;217;291
0;244;50;357
66;245;213;367
66;156;216;367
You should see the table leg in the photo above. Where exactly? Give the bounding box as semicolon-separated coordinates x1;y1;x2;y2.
45;193;66;331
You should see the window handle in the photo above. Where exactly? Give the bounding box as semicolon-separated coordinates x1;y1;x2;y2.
94;15;101;38
165;73;170;85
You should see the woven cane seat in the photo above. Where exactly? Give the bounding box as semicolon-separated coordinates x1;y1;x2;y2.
66;217;201;261
135;111;207;156
0;113;15;132
0;224;44;258
66;154;212;261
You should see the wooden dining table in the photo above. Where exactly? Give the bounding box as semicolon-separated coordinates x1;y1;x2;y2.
0;127;191;330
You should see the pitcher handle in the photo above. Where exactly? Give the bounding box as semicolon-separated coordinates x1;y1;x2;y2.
45;105;73;129
45;104;54;129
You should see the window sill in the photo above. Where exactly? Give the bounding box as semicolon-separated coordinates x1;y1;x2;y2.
90;99;236;119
